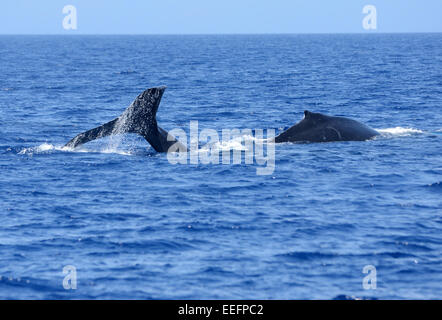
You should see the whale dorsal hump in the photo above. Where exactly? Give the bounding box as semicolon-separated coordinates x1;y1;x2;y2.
304;110;327;121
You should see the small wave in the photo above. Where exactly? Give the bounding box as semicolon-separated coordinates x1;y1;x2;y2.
333;295;378;300
198;134;266;153
18;142;134;156
276;251;335;261
78;148;133;156
376;127;423;137
18;143;64;155
426;181;442;190
115;70;137;75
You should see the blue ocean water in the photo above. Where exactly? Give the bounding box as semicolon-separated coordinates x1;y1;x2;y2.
0;34;441;299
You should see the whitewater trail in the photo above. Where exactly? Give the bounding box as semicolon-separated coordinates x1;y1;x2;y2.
376;127;423;136
18;138;135;156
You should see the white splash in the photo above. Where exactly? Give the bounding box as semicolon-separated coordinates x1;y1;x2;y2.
198;134;259;153
376;127;423;137
19;141;134;156
18;143;60;154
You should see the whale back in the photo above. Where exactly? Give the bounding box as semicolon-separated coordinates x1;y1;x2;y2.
274;110;379;143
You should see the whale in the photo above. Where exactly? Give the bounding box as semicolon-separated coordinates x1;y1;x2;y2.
274;110;379;143
64;86;187;152
65;86;379;152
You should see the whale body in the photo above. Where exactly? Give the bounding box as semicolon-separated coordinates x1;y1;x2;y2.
65;87;186;152
274;110;379;143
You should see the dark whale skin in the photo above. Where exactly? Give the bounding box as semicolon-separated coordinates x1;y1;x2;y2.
274;110;379;143
65;87;187;152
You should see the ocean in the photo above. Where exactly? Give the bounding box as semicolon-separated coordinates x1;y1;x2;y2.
0;34;441;299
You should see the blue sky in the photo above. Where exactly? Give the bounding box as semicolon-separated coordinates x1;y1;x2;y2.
1;0;441;34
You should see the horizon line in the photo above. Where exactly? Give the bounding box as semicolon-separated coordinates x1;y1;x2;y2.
1;31;441;36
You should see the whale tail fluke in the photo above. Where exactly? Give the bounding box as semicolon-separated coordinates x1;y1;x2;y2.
64;118;120;149
65;86;186;152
